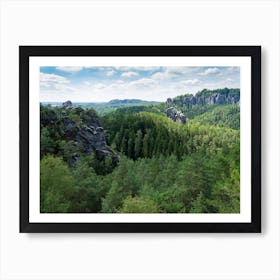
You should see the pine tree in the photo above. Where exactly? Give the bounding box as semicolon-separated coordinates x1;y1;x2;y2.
134;129;143;159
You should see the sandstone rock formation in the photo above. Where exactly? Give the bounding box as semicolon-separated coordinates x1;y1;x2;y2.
63;111;119;166
166;107;186;124
167;89;240;108
62;100;73;109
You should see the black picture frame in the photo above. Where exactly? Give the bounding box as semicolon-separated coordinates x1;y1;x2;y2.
20;46;261;233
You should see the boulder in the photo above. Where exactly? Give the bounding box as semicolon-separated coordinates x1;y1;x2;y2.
166;107;186;124
166;98;173;104
62;100;73;109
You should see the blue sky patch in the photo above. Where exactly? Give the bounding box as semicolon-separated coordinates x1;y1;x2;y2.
40;66;240;102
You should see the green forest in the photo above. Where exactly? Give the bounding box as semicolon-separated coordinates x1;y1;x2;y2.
40;88;240;213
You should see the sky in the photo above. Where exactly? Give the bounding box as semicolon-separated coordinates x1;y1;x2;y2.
40;66;240;102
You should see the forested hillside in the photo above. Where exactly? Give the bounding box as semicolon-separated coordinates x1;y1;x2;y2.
40;88;240;214
149;88;240;129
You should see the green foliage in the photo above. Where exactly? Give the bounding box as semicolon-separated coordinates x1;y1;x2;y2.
40;127;56;157
102;111;239;161
118;196;159;213
134;129;143;159
99;146;240;213
40;155;75;213
101;157;138;212
190;105;240;130
62;140;79;164
148;88;240;128
70;158;105;212
40;87;240;214
68;111;82;123
189;192;207;213
40;143;240;214
209;169;240;213
40;105;116;174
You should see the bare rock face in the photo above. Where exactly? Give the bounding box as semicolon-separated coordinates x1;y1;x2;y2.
63;113;119;166
41;101;119;173
215;93;226;104
169;89;240;108
166;98;173;104
62;100;73;109
166;107;186;124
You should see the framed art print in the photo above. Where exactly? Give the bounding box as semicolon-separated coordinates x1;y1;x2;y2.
19;46;261;233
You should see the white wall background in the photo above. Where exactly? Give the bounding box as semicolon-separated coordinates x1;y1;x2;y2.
0;0;279;279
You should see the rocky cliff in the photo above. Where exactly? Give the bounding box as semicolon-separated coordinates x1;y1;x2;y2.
166;88;240;108
41;101;119;167
63;114;119;166
166;107;186;124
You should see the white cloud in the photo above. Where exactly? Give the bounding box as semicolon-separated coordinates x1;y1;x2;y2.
40;66;240;103
199;67;221;76
151;69;180;80
226;78;233;82
121;71;139;78
180;79;200;86
56;66;83;73
151;67;200;80
134;67;160;71
225;67;240;74
113;66;131;71
40;72;75;93
93;78;156;93
83;81;91;86
92;80;126;92
94;83;106;89
128;78;156;89
106;70;116;76
114;66;159;72
151;69;179;80
169;67;201;74
151;71;166;80
40;73;70;87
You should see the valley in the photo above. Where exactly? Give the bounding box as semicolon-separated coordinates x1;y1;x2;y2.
40;88;240;214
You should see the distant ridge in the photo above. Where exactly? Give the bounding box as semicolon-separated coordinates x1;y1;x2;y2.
108;99;159;104
166;88;240;108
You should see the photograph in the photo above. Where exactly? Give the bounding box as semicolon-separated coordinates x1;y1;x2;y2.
20;46;260;232
39;65;241;214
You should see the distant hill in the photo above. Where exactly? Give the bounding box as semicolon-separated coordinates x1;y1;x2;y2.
108;99;158;105
41;99;160;115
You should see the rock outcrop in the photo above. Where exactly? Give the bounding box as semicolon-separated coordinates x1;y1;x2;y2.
62;100;73;109
167;88;240;108
41;101;119;167
166;107;186;124
184;93;239;107
63;111;119;166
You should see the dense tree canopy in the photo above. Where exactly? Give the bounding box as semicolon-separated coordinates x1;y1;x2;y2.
40;88;240;214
